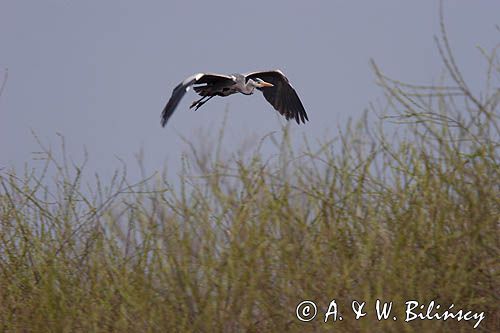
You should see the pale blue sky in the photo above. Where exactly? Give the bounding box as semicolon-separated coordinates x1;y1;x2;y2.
0;1;498;180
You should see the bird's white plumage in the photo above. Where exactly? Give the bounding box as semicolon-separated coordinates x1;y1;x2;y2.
182;73;204;92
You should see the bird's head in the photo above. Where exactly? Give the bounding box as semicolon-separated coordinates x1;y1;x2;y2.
252;78;274;88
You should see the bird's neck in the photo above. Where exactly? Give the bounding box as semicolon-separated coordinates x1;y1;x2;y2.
240;80;256;95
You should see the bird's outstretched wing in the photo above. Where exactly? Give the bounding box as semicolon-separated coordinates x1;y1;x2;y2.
161;73;235;127
245;70;308;124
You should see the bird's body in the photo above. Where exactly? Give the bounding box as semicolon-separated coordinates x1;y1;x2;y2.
161;70;308;127
193;74;252;97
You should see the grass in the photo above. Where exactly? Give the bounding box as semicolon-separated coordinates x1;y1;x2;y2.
0;24;499;332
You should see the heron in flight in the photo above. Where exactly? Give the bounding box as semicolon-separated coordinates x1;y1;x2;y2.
160;70;308;127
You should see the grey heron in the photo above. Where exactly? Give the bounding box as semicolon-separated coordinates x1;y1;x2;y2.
160;70;308;127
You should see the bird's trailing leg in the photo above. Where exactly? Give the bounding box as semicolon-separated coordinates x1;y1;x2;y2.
190;95;214;111
189;96;207;109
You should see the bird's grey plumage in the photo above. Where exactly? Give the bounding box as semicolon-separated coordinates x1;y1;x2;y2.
161;70;308;127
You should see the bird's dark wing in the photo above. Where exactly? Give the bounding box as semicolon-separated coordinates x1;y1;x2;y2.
161;73;235;127
245;70;308;124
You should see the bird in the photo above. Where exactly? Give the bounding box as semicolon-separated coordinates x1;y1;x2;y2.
160;70;308;127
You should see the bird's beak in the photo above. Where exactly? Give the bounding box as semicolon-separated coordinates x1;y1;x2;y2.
259;81;274;87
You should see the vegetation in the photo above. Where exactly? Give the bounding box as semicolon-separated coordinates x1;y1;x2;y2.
1;22;499;333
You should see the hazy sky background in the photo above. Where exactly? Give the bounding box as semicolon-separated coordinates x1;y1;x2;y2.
0;1;498;182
